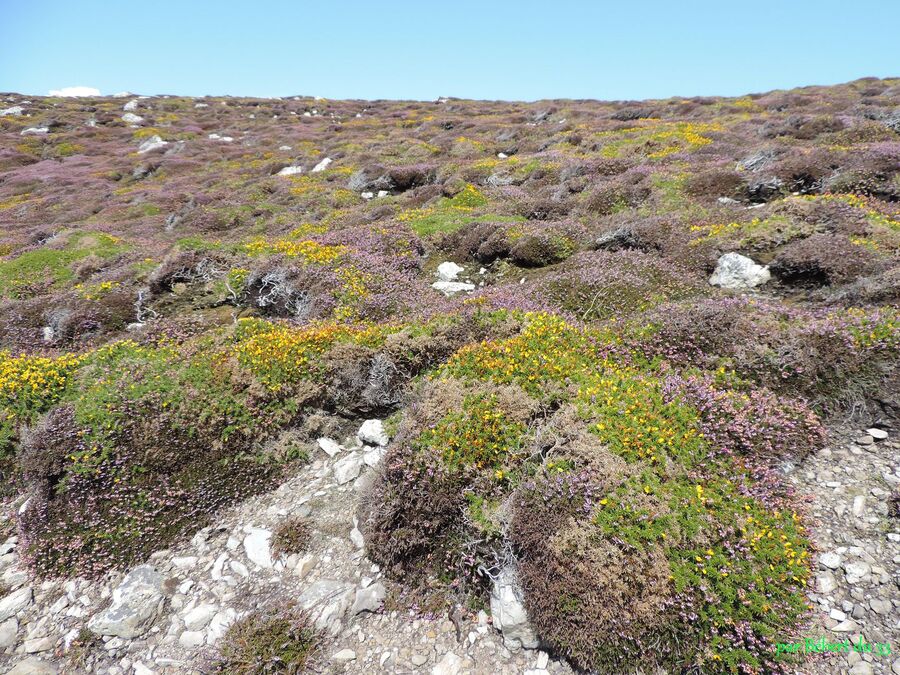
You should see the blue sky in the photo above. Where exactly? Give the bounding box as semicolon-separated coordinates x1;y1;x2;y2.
2;0;898;101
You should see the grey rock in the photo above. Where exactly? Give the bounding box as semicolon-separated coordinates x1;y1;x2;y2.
819;552;842;570
87;565;165;638
332;648;356;662
437;261;464;282
433;652;463;675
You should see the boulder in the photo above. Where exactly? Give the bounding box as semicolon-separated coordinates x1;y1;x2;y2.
357;419;388;447
1;106;24;116
88;565;166;638
122;112;144;125
709;253;771;290
317;437;343;457
277;165;303;176
437;261;465;282
490;568;539;649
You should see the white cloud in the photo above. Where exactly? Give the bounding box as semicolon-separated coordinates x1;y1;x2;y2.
48;86;101;97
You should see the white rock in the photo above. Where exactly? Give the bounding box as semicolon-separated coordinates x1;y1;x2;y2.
433;652;463;675
277;165;304;176
133;662;156;675
122;112;144;125
298;580;354;633
295;553;318;579
6;656;57;674
709;253;771;290
172;556;197;570
350;527;365;549
351;583;385;616
207;608;238;643
819;552;842;570
312;157;332;172
279;145;292;150
194;103;209;108
490;568;538;649
49;86;100;97
20;127;49;136
437;261;465;282
363;446;384;468
358;419;389;446
317;437;343;457
0;587;32;622
88;566;164;638
179;630;205;648
361;191;374;199
183;604;217;630
123;99;138;111
536;651;550;669
333;452;365;485
332;648;357;662
432;281;475;296
852;495;866;517
844;561;871;583
1;106;24;116
229;560;249;577
866;428;888;440
243;528;273;568
25;636;54;653
0;617;17;648
137;135;168;154
498;152;508;159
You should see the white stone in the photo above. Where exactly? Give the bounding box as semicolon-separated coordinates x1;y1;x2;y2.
437;261;465;282
317;437;343;457
844;561;871;583
183;604;217;630
357;419;388;447
20;127;49;136
1;106;24;116
137;135;168;154
332;648;357;662
122;112;144;125
536;651;550;669
852;496;866;517
6;656;57;674
866;428;888;440
295;554;317;579
433;652;463;675
350;527;365;549
133;662;156;675
0;617;17;648
277;165;304;176
432;281;475;296
49;86;100;97
298;580;354;633
490;568;539;649
709;253;771;290
229;560;249;577
179;630;205;648
333;452;365;485
361;191;374;199
312;157;332;172
0;587;32;622
243;528;273;568
122;99;139;111
819;552;842;570
363;446;384;468
171;556;197;570
207;608;238;643
351;583;385;616
87;566;164;638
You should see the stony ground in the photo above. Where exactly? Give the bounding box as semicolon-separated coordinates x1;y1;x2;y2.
791;426;900;675
0;420;895;674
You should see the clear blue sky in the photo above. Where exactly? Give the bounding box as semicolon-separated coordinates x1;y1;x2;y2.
2;0;898;101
